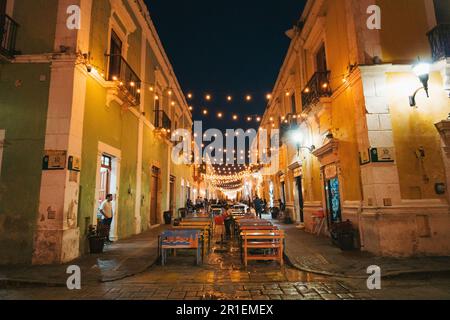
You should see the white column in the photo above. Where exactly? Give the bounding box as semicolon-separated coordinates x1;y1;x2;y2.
358;65;402;207
32;0;92;265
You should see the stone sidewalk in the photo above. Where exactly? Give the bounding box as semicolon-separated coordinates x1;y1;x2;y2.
0;225;166;288
280;223;450;279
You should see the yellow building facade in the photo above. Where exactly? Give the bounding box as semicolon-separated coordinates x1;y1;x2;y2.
259;0;450;256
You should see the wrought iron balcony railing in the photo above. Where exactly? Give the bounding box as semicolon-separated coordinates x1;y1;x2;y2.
0;14;19;58
106;54;141;106
301;71;332;110
427;24;450;62
154;110;172;132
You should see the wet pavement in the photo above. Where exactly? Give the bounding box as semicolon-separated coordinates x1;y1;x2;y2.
2;219;450;300
0;232;372;300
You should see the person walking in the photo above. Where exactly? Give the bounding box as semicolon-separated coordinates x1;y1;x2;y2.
99;194;114;243
254;196;263;219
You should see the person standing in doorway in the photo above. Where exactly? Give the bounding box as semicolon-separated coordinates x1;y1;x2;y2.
99;194;114;244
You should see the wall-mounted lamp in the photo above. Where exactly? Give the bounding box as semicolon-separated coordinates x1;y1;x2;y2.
291;130;315;155
409;61;431;107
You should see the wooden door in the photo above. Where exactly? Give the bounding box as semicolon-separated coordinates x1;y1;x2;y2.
150;166;160;225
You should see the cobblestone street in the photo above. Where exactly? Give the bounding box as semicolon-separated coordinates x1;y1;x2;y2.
0;234;373;301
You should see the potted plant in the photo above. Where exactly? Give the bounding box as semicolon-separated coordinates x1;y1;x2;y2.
87;225;105;254
330;220;355;251
163;211;173;225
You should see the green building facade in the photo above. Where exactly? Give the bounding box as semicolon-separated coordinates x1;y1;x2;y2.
0;0;193;265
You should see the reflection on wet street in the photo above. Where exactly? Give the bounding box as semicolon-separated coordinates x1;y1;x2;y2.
130;235;324;285
0;234;372;300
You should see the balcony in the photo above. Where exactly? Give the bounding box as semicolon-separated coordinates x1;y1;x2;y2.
154;110;172;133
427;24;450;62
0;14;19;59
106;54;141;106
301;71;332;110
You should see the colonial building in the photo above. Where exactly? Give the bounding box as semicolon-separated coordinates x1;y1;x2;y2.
258;0;450;256
0;0;193;265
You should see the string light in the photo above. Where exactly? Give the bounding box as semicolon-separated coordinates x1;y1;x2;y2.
187;93;193;99
203;109;208;115
245;95;252;101
227;95;232;102
205;94;212;101
233;115;238;120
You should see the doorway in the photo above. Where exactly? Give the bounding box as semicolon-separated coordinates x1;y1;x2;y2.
98;155;112;220
325;177;342;226
150;166;160;225
96;152;119;241
269;181;275;208
295;176;305;223
169;175;175;213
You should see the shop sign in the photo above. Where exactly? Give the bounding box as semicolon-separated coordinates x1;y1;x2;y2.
370;147;395;163
324;164;337;180
294;167;302;178
68;156;81;172
43;150;67;170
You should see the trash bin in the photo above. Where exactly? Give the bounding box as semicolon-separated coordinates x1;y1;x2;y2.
163;211;172;225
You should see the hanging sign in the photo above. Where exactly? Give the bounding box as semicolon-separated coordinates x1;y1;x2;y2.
324;164;337;180
43;150;67;170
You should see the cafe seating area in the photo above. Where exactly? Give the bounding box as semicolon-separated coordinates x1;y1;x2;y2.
158;205;285;267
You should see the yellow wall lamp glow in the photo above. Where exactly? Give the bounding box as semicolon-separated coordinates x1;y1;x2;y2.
409;61;431;108
290;129;316;156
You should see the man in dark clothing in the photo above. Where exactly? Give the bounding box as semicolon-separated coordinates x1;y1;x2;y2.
254;196;263;219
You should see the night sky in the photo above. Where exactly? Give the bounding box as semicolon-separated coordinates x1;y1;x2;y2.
146;0;307;132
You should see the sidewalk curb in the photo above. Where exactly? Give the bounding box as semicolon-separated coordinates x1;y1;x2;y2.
0;278;67;288
0;255;161;288
99;256;160;283
284;252;450;280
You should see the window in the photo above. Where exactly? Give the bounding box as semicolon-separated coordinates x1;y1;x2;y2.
108;30;123;81
291;93;297;114
0;129;5;176
315;44;327;72
0;0;6;15
434;0;450;24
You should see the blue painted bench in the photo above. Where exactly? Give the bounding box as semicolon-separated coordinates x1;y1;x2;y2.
159;230;201;266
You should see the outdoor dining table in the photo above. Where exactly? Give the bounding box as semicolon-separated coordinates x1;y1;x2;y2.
239;230;285;266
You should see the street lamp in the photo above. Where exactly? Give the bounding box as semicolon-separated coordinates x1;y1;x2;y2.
290;129;315;155
409;61;431;107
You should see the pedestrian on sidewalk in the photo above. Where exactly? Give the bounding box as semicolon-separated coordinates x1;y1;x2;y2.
99;194;114;244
